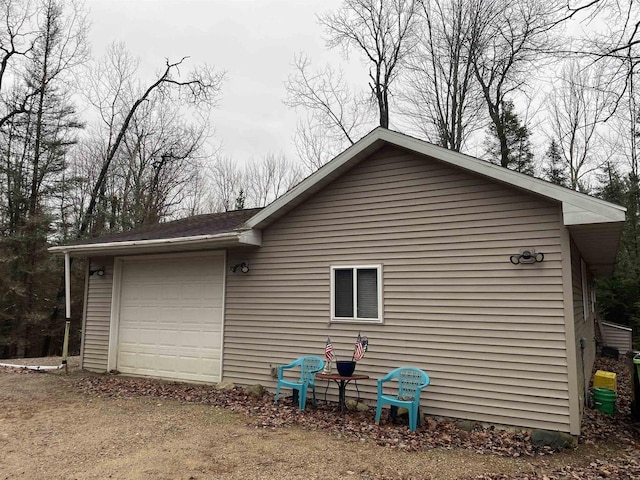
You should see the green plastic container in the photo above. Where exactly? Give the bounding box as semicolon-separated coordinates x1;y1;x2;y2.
633;355;640;420
593;387;616;415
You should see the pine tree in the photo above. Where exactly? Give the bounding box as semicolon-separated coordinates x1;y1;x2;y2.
595;163;640;346
484;100;535;175
596;162;625;204
543;140;568;187
0;0;86;357
235;189;246;210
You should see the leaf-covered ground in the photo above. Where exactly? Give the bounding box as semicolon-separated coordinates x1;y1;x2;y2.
67;356;640;479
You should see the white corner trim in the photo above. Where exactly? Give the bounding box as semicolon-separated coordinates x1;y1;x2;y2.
219;253;227;382
559;226;582;435
107;258;124;372
79;260;90;370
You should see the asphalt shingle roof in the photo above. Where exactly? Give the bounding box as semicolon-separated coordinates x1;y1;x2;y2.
70;208;262;245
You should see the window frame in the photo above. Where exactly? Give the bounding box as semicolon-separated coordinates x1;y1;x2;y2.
330;264;383;323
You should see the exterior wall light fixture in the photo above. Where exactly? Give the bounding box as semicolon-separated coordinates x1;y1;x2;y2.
89;267;105;276
229;262;250;273
510;250;544;265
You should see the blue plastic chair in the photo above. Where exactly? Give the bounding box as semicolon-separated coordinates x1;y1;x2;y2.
274;355;325;410
375;366;430;431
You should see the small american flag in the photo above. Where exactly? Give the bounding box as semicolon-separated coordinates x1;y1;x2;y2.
353;332;366;361
325;337;335;361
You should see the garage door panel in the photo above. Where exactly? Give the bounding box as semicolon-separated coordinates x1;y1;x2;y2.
119;350;221;379
153;307;182;322
180;330;220;348
181;284;207;300
161;285;181;300
116;254;224;383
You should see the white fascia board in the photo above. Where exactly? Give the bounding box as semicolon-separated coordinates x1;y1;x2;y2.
48;229;262;256
243;127;626;230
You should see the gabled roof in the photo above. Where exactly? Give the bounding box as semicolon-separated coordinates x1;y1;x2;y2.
52;128;625;274
242;128;625;275
49;208;262;256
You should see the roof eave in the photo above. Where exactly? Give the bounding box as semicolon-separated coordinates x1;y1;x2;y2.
563;201;626;226
48;229;262;257
567;221;624;276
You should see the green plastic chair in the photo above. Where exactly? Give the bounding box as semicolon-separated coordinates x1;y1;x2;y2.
375;366;430;431
274;355;325;410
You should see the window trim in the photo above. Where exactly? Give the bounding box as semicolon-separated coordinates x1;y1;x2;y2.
330;264;383;323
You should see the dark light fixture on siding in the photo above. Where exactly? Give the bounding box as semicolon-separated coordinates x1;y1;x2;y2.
89;267;105;276
229;262;250;273
510;250;544;265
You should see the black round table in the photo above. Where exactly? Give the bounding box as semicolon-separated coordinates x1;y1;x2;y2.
316;373;369;413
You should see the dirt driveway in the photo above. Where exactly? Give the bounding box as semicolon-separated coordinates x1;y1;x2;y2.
0;363;634;480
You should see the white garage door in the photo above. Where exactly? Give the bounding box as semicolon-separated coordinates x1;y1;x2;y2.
116;253;224;383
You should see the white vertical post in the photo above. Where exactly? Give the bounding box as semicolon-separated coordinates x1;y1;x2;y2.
64;251;71;319
63;252;71;374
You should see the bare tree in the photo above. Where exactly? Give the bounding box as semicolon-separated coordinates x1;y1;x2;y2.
0;0;38;129
401;0;484;150
587;1;639;117
547;59;612;190
114;99;210;229
207;154;243;212
245;153;302;208
319;0;419;128
615;55;639;177
77;44;225;237
292;117;338;172
285;54;367;145
285;54;372;171
472;0;562;168
562;0;639;63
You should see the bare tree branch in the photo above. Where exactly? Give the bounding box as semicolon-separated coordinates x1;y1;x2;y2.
319;0;419;128
78;55;225;237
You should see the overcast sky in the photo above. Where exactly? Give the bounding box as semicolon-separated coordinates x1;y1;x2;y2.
86;0;355;164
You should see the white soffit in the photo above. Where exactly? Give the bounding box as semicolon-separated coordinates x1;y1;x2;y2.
562;201;625;225
244;128;626;230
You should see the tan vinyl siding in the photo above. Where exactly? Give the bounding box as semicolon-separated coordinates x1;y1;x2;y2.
81;257;114;372
225;145;571;432
601;322;633;355
571;240;596;411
